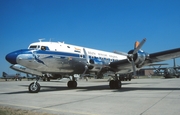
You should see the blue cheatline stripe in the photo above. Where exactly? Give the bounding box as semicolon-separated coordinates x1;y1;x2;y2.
32;50;117;62
34;50;80;58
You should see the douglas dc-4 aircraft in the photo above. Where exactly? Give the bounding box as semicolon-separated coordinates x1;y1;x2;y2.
5;38;180;93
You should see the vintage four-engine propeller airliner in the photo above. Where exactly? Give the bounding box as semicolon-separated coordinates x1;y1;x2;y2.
5;38;180;93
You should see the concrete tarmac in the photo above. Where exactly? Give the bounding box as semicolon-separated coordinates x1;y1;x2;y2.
0;78;180;115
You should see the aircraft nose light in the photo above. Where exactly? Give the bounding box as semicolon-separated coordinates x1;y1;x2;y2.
5;52;18;64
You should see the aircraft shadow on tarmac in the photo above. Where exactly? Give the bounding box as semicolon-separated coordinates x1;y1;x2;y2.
1;83;180;94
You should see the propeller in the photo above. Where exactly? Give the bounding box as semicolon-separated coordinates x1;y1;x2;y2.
114;38;146;76
80;48;90;79
83;48;90;64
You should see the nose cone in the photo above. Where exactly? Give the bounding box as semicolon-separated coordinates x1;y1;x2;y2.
5;51;19;64
6;49;33;64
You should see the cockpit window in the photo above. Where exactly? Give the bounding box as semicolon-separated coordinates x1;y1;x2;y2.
29;45;49;50
41;46;46;50
41;46;50;51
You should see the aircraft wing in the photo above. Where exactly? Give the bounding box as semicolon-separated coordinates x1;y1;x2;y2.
147;48;180;63
109;48;180;73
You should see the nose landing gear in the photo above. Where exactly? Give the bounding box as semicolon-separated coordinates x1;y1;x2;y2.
29;81;40;93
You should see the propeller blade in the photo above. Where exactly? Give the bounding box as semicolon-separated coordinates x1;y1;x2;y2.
133;38;146;54
114;51;128;56
131;57;136;76
80;65;88;79
83;48;90;64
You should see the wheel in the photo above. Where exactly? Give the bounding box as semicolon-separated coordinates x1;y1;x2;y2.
68;81;72;88
109;80;115;89
109;80;121;89
114;80;121;89
29;82;40;93
67;81;77;88
72;81;77;88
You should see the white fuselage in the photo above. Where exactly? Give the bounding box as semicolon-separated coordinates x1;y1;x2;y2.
28;41;127;62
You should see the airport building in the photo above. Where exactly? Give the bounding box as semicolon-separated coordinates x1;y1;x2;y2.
137;69;154;76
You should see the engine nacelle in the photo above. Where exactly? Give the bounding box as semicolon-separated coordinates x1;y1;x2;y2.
89;59;108;65
128;49;149;68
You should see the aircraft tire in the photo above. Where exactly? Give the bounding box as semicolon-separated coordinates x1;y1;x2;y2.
109;80;115;89
109;80;121;89
115;80;121;89
29;82;40;93
67;81;77;88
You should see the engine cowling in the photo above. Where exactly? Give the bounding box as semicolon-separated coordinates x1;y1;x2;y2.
128;49;149;68
89;59;108;65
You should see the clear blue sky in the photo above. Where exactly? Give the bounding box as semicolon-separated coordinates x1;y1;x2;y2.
0;0;180;74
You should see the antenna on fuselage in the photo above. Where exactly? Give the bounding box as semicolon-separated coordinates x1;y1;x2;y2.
39;38;45;42
49;38;54;42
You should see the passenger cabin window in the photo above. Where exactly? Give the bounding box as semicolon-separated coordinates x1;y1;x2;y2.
29;45;37;49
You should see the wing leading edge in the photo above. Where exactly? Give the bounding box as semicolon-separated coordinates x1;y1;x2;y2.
147;48;180;63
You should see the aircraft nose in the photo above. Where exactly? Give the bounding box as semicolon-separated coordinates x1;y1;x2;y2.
5;51;19;64
5;49;33;64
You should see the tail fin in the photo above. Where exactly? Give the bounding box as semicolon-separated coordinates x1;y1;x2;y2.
2;72;7;77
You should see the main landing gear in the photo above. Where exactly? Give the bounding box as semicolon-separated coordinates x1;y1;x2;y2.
67;81;77;88
67;75;77;88
109;80;121;89
28;74;121;93
109;74;122;89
